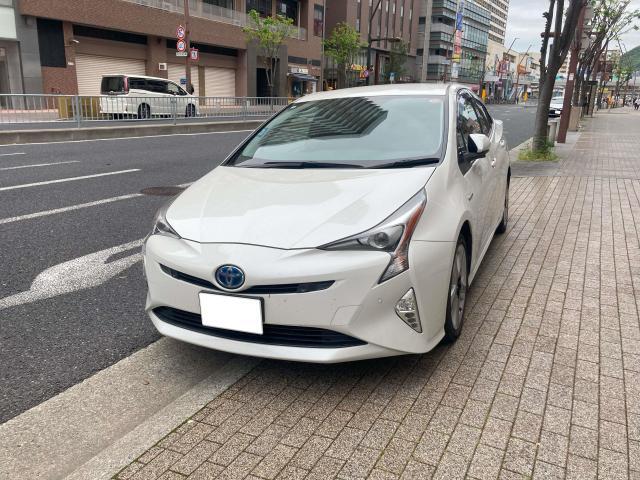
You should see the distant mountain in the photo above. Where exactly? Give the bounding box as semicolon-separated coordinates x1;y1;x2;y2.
622;46;640;71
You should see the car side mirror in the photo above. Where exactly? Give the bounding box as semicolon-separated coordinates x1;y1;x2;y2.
468;134;491;155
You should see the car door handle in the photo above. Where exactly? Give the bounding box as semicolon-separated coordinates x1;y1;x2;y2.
467;192;474;201
491;157;497;168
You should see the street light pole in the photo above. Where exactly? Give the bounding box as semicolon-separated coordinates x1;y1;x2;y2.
319;0;326;91
366;0;383;86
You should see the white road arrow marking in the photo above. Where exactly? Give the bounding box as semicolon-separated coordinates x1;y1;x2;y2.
0;239;144;311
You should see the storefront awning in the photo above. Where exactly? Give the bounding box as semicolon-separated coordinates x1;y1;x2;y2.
288;73;318;82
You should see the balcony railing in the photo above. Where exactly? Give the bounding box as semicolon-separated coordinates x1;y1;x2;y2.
122;0;307;40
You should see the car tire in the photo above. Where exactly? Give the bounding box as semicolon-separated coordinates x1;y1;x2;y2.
496;180;509;234
443;237;469;342
137;104;151;119
186;104;196;117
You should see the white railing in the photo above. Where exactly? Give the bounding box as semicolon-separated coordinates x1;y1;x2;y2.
0;94;289;126
122;0;307;40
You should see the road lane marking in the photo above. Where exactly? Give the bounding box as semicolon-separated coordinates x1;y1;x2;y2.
0;182;192;224
0;160;80;171
0;169;140;191
0;130;253;147
0;239;144;310
0;193;143;224
0;152;25;157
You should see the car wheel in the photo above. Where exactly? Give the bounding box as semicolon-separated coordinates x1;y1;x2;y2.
137;104;151;119
496;180;509;234
444;238;468;342
186;104;196;117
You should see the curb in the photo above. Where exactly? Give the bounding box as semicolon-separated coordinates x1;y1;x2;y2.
0;120;265;145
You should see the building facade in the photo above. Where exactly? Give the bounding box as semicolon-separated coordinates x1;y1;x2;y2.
323;0;420;88
474;0;508;44
417;0;490;88
0;0;43;98
14;0;325;98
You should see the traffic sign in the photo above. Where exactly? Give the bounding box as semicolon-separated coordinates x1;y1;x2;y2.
176;25;185;39
190;48;199;61
176;52;188;57
177;40;186;52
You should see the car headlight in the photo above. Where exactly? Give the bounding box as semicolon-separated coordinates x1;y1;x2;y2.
321;190;427;283
150;200;180;239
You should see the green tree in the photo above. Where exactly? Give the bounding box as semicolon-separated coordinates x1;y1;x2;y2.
243;10;294;97
324;23;364;88
385;40;409;83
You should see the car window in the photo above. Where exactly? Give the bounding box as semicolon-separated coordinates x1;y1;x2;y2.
457;93;483;175
129;78;147;91
457;93;481;152
101;76;126;94
473;99;493;136
146;80;168;94
227;95;446;168
167;82;182;95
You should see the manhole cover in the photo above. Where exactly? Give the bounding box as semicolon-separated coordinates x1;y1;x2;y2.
140;186;185;196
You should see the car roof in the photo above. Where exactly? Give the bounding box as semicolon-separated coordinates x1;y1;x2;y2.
101;74;176;82
295;83;467;103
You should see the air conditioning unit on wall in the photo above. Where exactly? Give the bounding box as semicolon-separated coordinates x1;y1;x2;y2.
158;63;168;71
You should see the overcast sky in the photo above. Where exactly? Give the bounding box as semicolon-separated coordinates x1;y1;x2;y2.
504;0;640;54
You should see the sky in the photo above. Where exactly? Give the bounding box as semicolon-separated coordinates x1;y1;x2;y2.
504;0;640;54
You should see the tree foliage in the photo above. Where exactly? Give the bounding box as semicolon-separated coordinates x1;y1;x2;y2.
243;10;294;96
324;23;364;88
386;40;409;83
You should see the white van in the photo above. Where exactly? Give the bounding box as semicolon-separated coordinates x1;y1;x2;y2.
99;74;198;119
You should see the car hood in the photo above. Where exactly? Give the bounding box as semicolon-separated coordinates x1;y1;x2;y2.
167;165;436;249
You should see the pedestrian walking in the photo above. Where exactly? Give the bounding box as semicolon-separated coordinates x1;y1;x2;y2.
634;97;640;111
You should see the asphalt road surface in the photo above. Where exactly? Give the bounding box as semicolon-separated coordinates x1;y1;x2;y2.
0;104;535;423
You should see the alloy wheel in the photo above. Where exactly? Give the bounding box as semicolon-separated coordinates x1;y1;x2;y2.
449;243;468;331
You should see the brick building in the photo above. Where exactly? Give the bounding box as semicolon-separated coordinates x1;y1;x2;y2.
11;0;326;97
323;0;420;87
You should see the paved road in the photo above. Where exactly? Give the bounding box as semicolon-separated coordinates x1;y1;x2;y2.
0;105;533;423
486;104;535;149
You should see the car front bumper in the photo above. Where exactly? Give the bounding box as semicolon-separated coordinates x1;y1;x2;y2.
143;235;452;363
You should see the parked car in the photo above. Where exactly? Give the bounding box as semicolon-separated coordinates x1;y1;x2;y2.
143;83;510;363
548;95;564;117
99;74;198;119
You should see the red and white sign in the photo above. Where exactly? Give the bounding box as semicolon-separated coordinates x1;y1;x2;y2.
176;40;186;52
176;25;185;40
190;48;199;61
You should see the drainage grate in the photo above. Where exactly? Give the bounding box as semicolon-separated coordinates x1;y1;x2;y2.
140;186;185;196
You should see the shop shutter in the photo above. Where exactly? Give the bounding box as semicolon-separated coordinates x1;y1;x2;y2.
204;67;235;97
75;54;146;96
168;64;199;96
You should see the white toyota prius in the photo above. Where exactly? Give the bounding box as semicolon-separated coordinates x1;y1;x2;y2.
143;83;510;363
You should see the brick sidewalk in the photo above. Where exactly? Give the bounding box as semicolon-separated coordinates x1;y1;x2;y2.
117;110;640;480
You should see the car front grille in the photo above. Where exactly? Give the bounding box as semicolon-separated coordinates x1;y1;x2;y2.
160;264;334;295
153;306;366;349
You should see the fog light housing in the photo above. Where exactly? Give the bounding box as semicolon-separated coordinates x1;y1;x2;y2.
395;288;422;333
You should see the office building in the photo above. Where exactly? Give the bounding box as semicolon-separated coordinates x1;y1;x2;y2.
14;0;324;98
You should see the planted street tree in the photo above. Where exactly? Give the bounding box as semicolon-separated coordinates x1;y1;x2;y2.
243;10;294;97
324;23;364;89
572;0;639;108
533;0;588;152
386;40;409;83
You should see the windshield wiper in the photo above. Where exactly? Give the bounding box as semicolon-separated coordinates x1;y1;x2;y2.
373;158;440;169
242;161;366;169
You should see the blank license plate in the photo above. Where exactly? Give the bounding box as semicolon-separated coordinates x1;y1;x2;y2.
199;292;263;335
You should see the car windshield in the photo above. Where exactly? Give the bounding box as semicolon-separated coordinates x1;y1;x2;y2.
551;96;564;102
227;95;445;168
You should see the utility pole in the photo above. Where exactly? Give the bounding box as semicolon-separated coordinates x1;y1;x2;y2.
557;2;585;143
366;0;383;85
184;0;192;93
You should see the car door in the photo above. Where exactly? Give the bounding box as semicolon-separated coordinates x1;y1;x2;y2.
472;97;503;231
167;81;187;116
456;91;494;270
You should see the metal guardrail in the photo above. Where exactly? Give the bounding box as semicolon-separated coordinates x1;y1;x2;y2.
0;94;289;126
